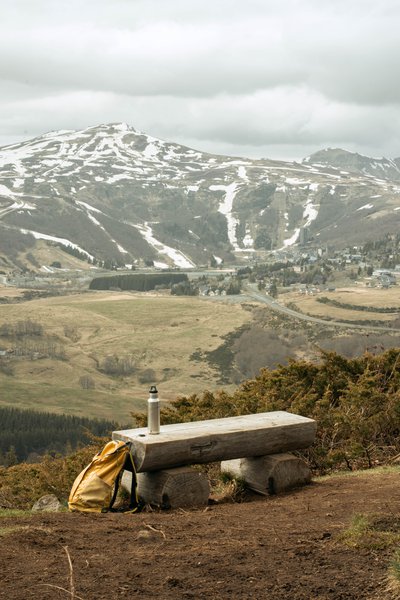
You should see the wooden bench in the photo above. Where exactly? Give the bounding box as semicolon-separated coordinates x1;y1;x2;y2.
113;411;316;508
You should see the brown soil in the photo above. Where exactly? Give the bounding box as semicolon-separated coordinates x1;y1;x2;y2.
1;471;399;600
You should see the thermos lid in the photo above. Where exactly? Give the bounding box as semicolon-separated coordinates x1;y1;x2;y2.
149;385;158;394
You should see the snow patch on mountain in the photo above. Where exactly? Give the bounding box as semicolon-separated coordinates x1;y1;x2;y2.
0;184;17;197
87;213;105;230
213;255;223;265
238;166;249;181
154;260;169;269
133;223;195;269
107;173;134;184
18;201;36;211
283;228;300;247
286;177;310;186
20;229;94;260
210;183;240;250
76;201;104;214
284;212;289;231
242;227;254;248
115;243;128;254
303;199;319;227
143;143;160;159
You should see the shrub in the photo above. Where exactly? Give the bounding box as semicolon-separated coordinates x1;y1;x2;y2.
100;354;136;376
64;325;81;342
15;320;44;337
0;359;14;376
79;375;95;390
0;441;105;509
132;348;400;474
138;368;157;384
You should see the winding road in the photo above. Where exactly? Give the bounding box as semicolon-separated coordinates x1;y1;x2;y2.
244;286;400;333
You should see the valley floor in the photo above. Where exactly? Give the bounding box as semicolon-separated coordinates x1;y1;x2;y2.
1;469;399;599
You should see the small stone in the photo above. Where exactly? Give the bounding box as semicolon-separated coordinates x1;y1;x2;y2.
32;494;62;513
136;529;158;542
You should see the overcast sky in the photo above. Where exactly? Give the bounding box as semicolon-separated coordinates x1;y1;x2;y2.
1;0;400;160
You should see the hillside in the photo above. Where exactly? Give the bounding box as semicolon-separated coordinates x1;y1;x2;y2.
1;281;400;428
1;123;400;272
1;468;399;600
0;290;253;421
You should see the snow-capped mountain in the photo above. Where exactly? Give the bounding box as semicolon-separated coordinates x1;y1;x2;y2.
303;148;400;182
0;123;399;271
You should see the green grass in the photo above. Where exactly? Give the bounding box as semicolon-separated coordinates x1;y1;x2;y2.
390;549;400;579
0;509;32;537
316;465;400;481
0;508;30;518
387;549;400;599
339;512;400;550
0;379;145;422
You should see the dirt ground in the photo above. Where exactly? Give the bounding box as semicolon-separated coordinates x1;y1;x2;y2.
1;470;399;600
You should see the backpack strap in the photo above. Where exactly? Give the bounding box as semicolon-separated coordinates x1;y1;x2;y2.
109;468;123;510
124;452;139;511
109;448;139;512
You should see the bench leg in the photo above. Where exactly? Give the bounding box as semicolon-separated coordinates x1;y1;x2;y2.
122;466;210;508
221;453;311;495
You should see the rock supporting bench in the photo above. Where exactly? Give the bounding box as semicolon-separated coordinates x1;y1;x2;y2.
221;453;311;495
122;467;210;509
113;411;316;508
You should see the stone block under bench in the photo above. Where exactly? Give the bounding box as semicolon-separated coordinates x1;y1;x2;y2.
122;466;210;509
221;453;311;495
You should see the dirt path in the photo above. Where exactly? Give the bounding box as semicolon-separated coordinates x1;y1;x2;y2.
1;470;399;600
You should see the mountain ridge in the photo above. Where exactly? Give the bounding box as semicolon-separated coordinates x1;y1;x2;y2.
0;123;399;271
303;147;400;181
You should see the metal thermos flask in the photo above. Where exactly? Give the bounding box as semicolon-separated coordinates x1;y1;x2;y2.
147;385;160;434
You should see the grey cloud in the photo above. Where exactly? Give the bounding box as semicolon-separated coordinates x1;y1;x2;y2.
0;22;305;98
0;0;400;160
166;91;400;148
2;6;399;107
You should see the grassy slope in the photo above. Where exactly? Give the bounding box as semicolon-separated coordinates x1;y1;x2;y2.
282;285;400;324
0;291;252;422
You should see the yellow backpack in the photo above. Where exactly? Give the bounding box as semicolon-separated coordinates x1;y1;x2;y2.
68;440;138;513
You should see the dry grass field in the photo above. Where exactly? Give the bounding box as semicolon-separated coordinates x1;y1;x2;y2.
0;290;252;423
27;240;94;271
283;285;400;324
2;282;398;425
